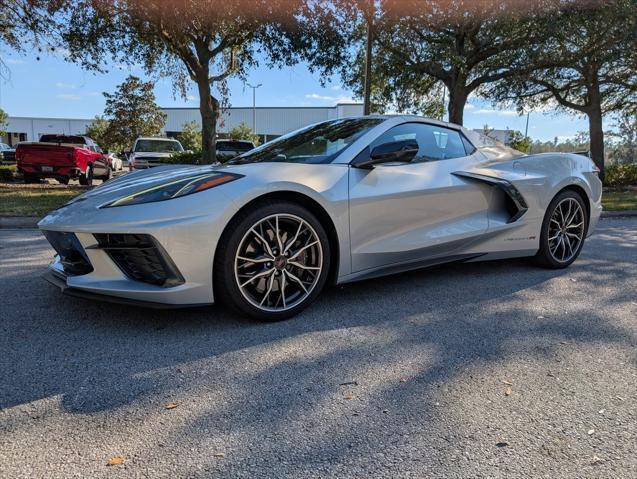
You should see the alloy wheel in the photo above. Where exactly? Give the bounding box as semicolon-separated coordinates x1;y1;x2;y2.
234;214;323;312
548;197;585;263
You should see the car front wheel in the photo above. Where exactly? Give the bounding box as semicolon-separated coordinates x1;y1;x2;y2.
215;201;331;321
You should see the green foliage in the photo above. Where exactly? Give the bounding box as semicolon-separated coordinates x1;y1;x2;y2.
486;0;637;174
281;1;547;124
529;135;589;155
0;1;58;56
507;130;532;153
228;122;260;145
0;108;8;137
102;76;166;151
0;165;16;182
176;121;202;152
604;163;637;187
161;150;203;165
84;116;116;152
59;1;301;163
608;113;637;165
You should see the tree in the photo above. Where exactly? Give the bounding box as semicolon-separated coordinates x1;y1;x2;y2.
608;112;637;165
228;122;260;145
0;0;60;77
284;1;564;124
176;121;202;152
61;0;300;163
507;130;532;153
0;108;8;137
488;0;637;176
102;76;166;151
84;116;113;151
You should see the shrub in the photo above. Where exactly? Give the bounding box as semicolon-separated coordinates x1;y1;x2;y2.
161;150;203;165
604;163;637;187
0;165;16;182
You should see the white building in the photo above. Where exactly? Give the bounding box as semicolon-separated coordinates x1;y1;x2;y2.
2;103;365;146
3;105;517;148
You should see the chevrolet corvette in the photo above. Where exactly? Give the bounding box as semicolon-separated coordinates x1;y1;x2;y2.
39;116;602;320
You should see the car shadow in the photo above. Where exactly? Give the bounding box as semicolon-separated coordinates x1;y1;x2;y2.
2;235;635;418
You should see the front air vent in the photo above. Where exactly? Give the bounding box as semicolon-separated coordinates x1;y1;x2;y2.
42;231;94;276
93;233;184;287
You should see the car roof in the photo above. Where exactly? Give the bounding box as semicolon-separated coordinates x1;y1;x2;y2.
135;137;180;141
351;114;464;131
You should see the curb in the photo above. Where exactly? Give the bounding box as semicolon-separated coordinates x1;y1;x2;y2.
0;216;40;228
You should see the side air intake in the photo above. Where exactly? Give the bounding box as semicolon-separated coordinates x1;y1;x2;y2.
452;171;528;223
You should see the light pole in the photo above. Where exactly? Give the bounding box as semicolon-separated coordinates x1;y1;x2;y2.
247;83;262;136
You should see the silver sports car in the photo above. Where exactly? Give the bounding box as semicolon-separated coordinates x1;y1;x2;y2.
39;116;602;321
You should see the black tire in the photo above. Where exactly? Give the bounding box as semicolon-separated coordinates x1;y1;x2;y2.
101;166;112;182
57;177;69;185
79;166;93;186
534;189;588;269
23;173;40;184
214;200;331;321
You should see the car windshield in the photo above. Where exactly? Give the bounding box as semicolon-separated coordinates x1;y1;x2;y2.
228;118;383;165
40;135;86;145
134;139;183;153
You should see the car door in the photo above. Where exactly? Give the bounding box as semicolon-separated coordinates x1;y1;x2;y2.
348;122;491;274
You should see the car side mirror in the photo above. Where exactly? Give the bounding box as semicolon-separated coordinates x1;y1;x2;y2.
353;140;419;168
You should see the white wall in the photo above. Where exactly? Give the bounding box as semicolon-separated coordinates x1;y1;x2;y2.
6;117;93;142
163;103;364;136
6;103;365;143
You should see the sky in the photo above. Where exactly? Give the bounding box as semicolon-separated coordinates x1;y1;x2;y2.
0;47;594;142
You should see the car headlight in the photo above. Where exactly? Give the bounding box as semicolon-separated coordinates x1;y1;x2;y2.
101;172;242;208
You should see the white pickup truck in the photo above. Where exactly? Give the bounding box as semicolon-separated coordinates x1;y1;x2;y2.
127;137;184;170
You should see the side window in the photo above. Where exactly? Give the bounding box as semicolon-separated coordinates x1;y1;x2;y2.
368;123;469;162
461;135;477;155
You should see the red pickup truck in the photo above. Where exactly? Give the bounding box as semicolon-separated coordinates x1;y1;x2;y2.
16;135;111;185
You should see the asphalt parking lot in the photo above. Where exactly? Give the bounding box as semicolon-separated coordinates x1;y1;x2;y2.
1;218;635;478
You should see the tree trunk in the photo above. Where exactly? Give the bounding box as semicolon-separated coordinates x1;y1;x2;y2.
587;107;605;180
363;15;373;115
447;84;468;126
583;76;605;180
196;74;217;164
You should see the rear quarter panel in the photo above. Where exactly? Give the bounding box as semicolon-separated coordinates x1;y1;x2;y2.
464;151;600;256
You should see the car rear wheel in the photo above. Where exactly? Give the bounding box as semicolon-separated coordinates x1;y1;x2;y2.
535;190;588;269
79;166;93;186
57;177;69;185
215;201;331;321
23;173;40;184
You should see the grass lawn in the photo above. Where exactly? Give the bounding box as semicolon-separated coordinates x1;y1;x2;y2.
602;189;637;211
0;183;636;218
0;185;84;217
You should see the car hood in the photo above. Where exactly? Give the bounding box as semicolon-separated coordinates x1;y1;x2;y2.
63;165;221;205
38;161;349;231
